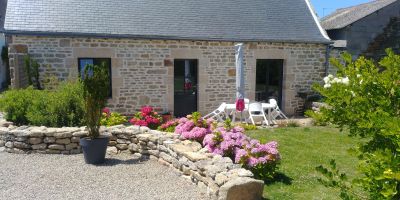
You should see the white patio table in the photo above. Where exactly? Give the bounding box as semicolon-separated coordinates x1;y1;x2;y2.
225;103;275;124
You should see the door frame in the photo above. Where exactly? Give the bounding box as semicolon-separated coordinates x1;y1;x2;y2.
255;59;284;108
173;59;199;117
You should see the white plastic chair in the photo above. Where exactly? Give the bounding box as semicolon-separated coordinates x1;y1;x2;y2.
248;102;269;126
269;99;288;123
203;103;227;122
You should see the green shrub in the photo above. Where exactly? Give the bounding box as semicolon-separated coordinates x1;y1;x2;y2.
0;86;38;125
100;111;127;127
314;49;400;199
305;110;328;126
49;81;85;127
0;81;85;127
82;64;110;139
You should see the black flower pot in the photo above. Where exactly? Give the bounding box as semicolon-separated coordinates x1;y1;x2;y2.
80;137;109;164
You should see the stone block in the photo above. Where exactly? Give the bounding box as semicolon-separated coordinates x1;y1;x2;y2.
116;144;128;150
46;149;61;154
228;69;236;77
107;146;118;155
183;152;208;162
71;137;80;143
56;138;71;145
59;39;71;47
5;141;13;148
65;143;78;150
48;144;65;150
128;143;139;152
13;141;30;149
31;143;47;150
28;137;42;145
15;136;28;142
164;59;173;67
218;177;264;200
70;149;81;154
44;137;56;143
54;132;73;139
10;44;28;53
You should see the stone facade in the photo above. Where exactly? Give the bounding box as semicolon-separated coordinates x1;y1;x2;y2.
7;35;328;116
0;124;263;200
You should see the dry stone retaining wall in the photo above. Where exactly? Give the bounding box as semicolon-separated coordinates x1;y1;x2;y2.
0;124;263;200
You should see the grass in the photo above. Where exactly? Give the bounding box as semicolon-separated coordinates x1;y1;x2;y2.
246;126;362;200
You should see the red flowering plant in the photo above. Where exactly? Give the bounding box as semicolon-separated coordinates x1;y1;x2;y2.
129;106;162;129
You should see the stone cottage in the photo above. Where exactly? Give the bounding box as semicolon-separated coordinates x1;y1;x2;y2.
321;0;400;60
2;0;331;116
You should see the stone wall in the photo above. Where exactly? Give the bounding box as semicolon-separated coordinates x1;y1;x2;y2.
0;124;263;200
8;35;328;116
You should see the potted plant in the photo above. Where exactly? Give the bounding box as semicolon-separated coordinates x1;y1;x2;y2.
80;63;110;164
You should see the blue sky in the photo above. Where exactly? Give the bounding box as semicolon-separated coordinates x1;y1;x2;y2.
311;0;373;18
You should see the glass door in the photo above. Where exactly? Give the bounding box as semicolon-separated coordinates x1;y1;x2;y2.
174;59;198;117
256;59;284;107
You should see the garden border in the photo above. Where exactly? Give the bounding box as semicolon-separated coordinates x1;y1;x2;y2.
0;124;263;200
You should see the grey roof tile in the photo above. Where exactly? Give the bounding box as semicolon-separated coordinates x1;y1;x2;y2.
321;0;398;30
4;0;329;43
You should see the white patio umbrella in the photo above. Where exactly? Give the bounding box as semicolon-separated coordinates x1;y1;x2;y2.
235;43;245;121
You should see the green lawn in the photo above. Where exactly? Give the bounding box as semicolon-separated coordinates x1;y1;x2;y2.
247;126;362;200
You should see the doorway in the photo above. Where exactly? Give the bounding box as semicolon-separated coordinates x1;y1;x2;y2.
256;59;284;107
174;59;198;117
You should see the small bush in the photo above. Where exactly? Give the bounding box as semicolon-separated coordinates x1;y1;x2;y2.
175;112;213;142
305;110;328;126
0;86;38;125
0;81;85;127
203;122;281;181
100;108;127;127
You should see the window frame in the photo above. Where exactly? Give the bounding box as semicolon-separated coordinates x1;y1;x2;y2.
78;58;112;98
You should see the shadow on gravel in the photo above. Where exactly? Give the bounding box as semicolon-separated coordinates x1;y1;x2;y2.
98;155;150;166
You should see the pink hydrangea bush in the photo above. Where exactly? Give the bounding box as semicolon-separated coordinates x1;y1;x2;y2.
203;119;280;180
175;112;213;142
158;119;179;133
203;126;249;159
235;140;280;180
129;106;162;129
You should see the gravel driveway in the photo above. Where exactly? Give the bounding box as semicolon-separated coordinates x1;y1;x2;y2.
0;152;207;200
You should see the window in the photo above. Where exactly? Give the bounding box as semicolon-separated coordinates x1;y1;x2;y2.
256;59;283;107
78;58;112;97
